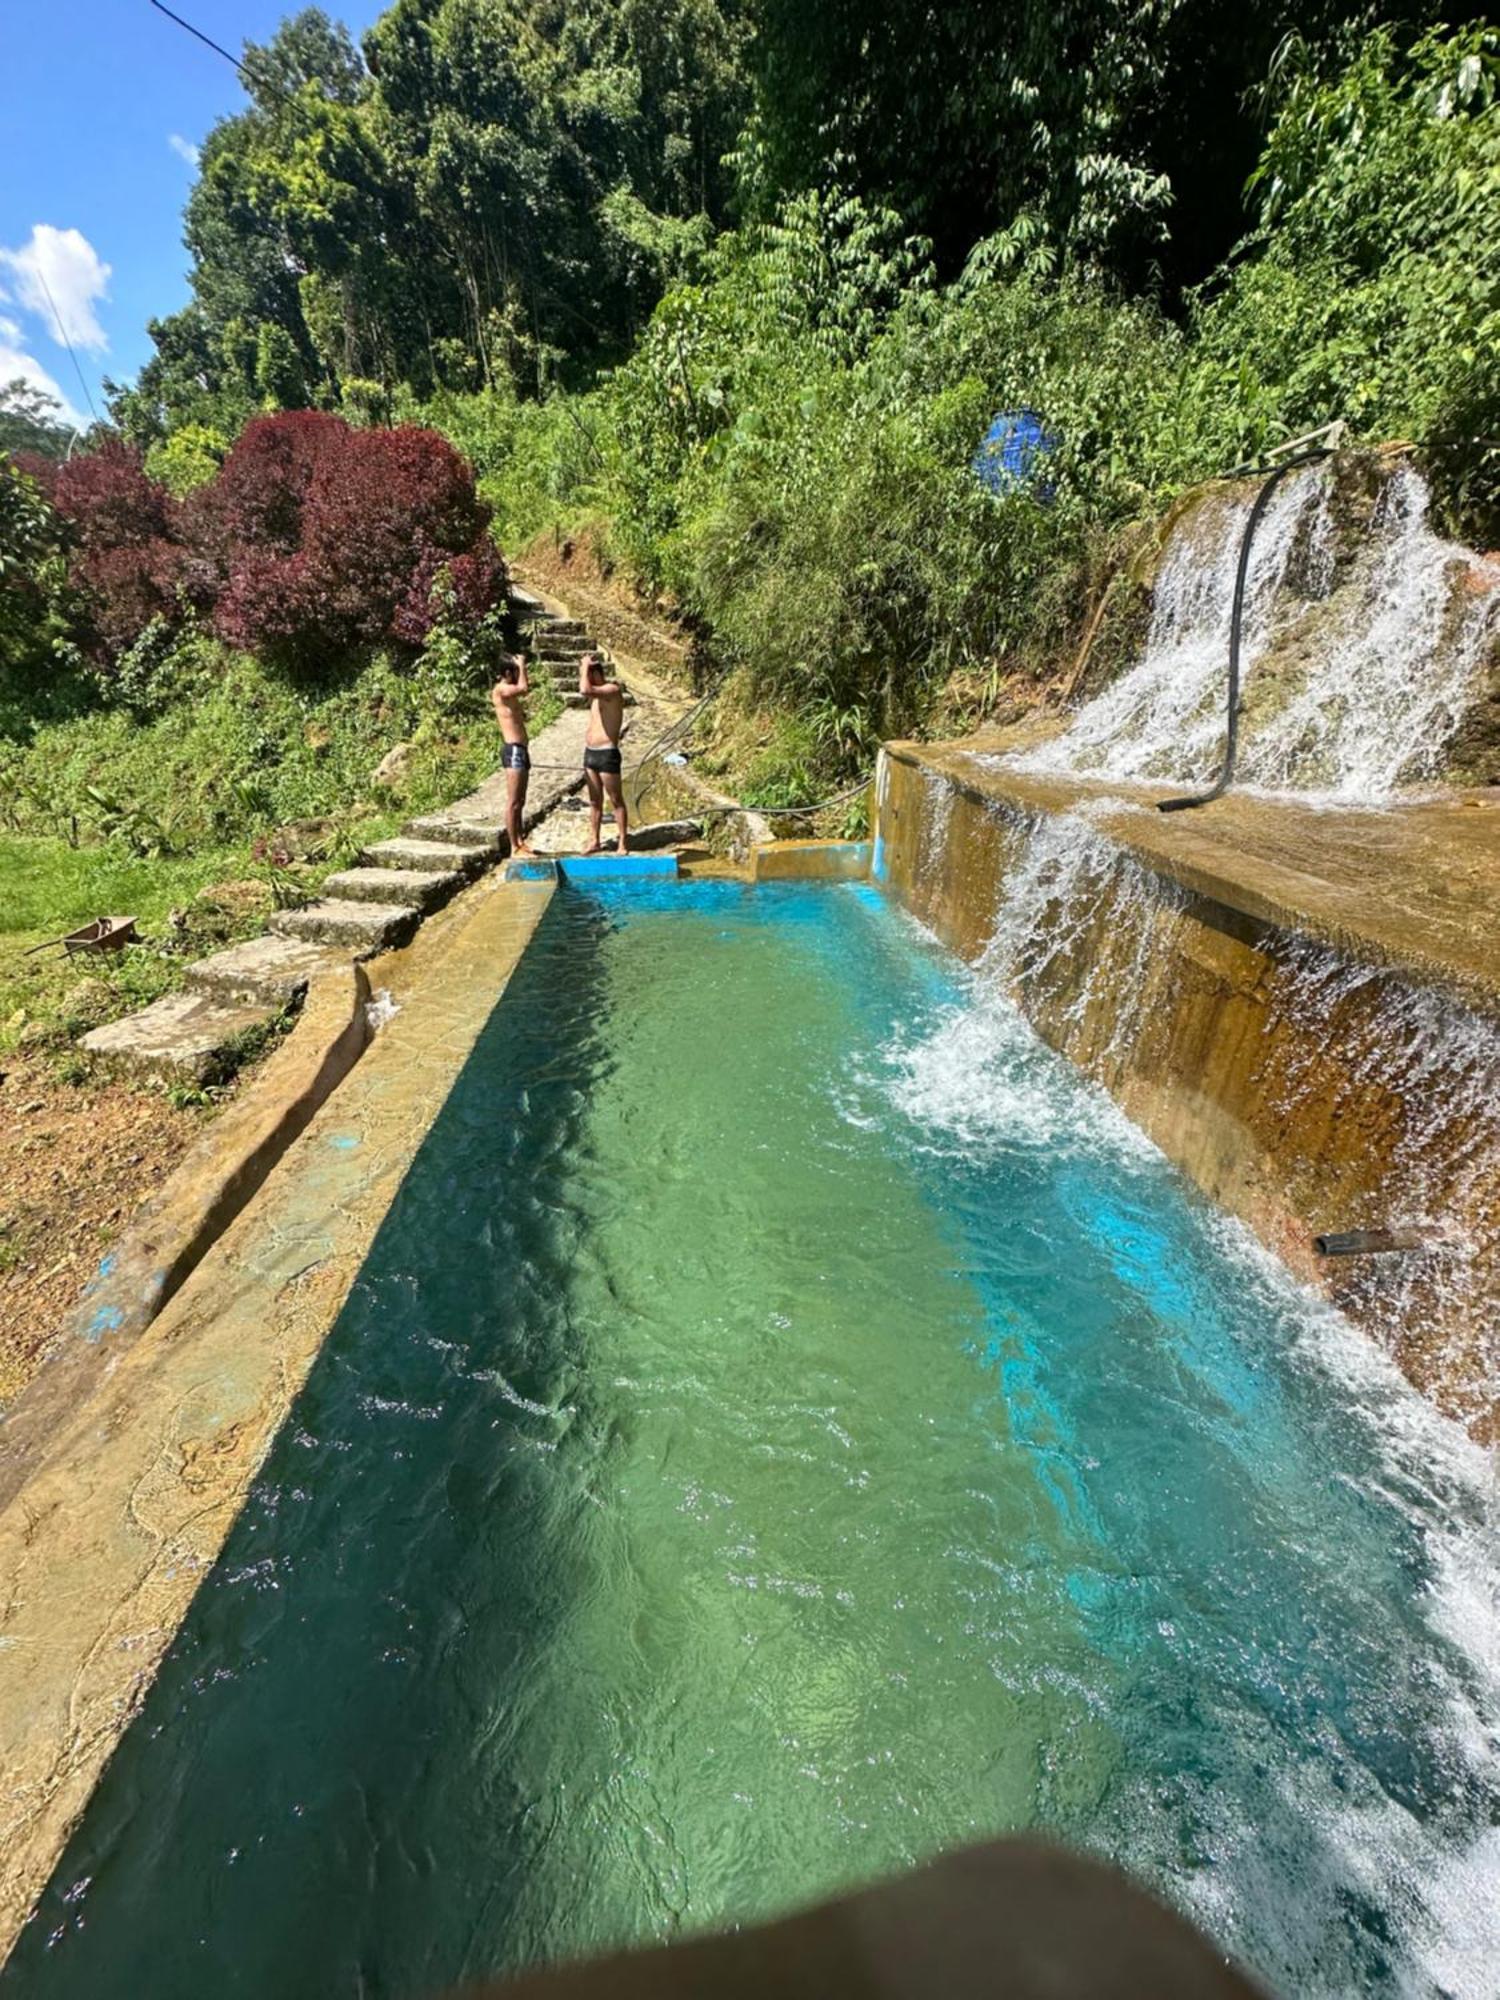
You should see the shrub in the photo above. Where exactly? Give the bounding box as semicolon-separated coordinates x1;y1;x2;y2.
195;413;507;671
1194;24;1500;533
36;442;186;665
0;456;83;732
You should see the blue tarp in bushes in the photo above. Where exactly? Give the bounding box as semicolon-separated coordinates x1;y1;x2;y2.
973;408;1058;501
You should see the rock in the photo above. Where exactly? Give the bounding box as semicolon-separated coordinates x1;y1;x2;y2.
279;817;336;859
371;742;414;788
629;819;704;851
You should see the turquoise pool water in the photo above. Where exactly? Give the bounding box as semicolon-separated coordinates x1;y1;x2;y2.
8;879;1498;1997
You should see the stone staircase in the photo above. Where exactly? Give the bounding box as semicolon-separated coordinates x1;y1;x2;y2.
79;585;673;1081
81;828;488;1080
513;586;635;708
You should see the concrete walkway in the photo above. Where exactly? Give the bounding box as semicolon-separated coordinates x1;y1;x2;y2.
0;872;558;1963
81;588;689;1082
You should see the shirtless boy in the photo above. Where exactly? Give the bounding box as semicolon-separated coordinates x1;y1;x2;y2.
579;652;629;855
490;651;534;857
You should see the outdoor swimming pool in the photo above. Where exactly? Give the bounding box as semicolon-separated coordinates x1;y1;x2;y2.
8;877;1498;1997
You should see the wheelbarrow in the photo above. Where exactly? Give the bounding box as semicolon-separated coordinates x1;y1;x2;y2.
24;915;138;958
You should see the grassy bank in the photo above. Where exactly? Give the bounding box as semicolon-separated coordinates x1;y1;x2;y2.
1;642;543;1064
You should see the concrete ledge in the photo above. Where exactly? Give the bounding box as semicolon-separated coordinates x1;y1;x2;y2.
752;839;872;883
0;964;371;1513
883;743;1500;1020
0;876;555;1962
875;744;1500;1438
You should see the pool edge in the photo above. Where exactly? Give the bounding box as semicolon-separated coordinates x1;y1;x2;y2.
0;871;556;1970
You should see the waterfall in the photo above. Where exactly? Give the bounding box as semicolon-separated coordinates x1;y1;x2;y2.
1259;938;1500;1416
875;745;1500;1432
1014;461;1499;801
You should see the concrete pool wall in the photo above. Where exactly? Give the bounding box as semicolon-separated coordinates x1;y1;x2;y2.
874;742;1500;1441
0;871;555;1964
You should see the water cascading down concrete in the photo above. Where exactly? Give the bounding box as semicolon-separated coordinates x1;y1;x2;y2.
875;454;1500;1438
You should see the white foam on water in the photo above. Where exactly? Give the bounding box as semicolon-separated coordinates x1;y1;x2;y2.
1014;462;1499;801
880;984;1155;1166
876;805;1500;1997
871;813;1163;1167
1063;1182;1500;2000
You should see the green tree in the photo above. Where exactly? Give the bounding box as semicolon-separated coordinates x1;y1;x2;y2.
0;380;74;460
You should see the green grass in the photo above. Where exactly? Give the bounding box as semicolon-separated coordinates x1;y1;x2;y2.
0;836;259;1058
0;642;551;1065
1;838;247;939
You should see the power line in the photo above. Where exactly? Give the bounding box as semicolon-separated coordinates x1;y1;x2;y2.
148;1;294;105
31;261;99;428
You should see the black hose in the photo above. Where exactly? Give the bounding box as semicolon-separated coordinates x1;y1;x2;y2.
1158;448;1330;813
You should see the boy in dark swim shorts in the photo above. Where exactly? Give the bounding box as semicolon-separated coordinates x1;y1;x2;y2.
490;652;534;856
580;653;629;855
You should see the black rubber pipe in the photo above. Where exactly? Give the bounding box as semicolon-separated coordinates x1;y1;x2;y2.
1158;448;1330;813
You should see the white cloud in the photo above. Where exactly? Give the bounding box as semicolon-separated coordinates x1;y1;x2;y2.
0;312;86;431
168;133;200;168
0;224;112;357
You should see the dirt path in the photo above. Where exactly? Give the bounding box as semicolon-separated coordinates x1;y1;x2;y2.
0;1056;212;1402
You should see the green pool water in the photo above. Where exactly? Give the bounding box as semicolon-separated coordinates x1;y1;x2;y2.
8;879;1498;1998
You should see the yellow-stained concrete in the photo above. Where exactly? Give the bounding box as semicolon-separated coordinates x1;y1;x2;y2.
877;744;1500;1438
0;870;554;1966
752;840;873;882
885;742;1500;1017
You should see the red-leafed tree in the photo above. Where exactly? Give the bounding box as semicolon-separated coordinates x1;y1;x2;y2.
33;442;186;663
28;413;506;678
196;412;506;670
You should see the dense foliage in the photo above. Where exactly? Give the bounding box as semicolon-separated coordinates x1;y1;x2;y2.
0;381;76;461
191;412;507;664
433;22;1498;789
0;457;78;732
3;2;1496;816
108;1;751;443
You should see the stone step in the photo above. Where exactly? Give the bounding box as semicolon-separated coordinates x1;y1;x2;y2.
402;814;505;851
184;934;344;1006
362;836;485;875
539;617;585;636
269;899;420;954
509;586;546;616
630;818;704;851
82;990;278;1082
319;865;460;911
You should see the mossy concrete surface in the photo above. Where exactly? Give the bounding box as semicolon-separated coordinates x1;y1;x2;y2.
0;872;555;1966
887;742;1500;1018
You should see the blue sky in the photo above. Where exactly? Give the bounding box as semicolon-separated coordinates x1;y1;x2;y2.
0;0;383;429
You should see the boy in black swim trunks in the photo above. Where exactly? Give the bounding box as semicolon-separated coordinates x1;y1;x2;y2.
490;651;534;856
580;652;629;855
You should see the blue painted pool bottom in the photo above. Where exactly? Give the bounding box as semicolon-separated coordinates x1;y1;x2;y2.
7;879;1497;1998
